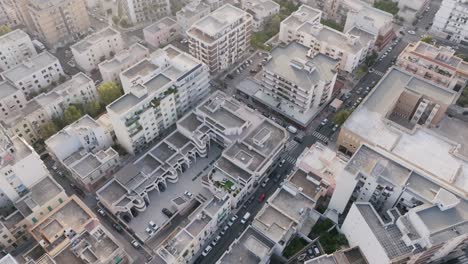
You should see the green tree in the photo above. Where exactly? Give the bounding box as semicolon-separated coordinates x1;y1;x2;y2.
85;100;103;118
112;16;120;25
421;35;433;43
374;0;399;15
366;51;379;66
64;105;83;124
320;19;344;32
98;81;123;105
40;122;59;139
333;109;352;125
0;25;11;36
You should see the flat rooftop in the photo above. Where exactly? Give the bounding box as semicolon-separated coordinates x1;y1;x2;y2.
0;81;19;98
72;27;120;53
122;59;159;79
2;52;58;82
289;169;324;200
355;203;414;260
0;29;30;44
298;23;363;53
144;17;177;33
188;4;248;42
265;42;337;90
281;5;322;30
97;180;128;206
99;43;148;71
270;185;315;222
243;119;288;157
107;92;145;114
416;201;468;234
15;176;63;217
219;226;275;264
144;74;172;93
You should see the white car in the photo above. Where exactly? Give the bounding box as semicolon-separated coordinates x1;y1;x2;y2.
202;245;213;256
145;227;154;235
211;235;221;246
184;191;193;198
407;30;416;35
131;240;140;248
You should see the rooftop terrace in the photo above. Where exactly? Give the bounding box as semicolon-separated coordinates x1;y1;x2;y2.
71;27;120;53
2;52;58;82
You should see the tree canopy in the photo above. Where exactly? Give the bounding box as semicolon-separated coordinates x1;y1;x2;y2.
98;81;123;105
40;122;59;139
64;105;83;125
333;109;352;125
374;0;399;15
0;25;12;36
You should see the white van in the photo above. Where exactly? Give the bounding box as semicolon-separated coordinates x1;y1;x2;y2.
241;212;251;224
202;245;213;256
287;125;298;134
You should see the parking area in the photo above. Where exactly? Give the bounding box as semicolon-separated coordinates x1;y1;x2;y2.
128;144;223;241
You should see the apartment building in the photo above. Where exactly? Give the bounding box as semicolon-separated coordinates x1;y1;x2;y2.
0;0;22;27
1;52;64;98
328;66;468;263
108;45;210;154
3;73;98;144
143;17;180;48
305;247;368;264
187;4;253;74
0;29;37;71
0;176;67;251
217;226;276;263
28;0;91;48
0;128;50;212
204;0;224;11
279;5;375;73
0;81;28;121
99;43;149;83
45;115;118;192
431;0;468;45
71;27;124;73
241;0;280;31
121;0;171;24
176;1;211;36
396;41;468;91
251;42;338;127
396;0;429;24
29;196;130;263
97;91;286;244
343;0;395;50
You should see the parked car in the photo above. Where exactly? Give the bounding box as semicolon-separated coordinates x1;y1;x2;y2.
145;227;153;235
261;178;270;188
202;245;213;257
211;235;221;246
220;225;229;235
149;221;159;231
162;208;174;217
112;223;123;233
131;240;140;248
320;118;328;126
184;191;193;198
279;159;285;167
258;193;266;203
97;208;106;216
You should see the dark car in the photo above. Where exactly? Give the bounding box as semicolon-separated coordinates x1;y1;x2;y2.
162;208;174;217
112;223;123;233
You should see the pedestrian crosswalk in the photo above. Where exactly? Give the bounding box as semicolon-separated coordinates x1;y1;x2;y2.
284;140;298;153
372;70;385;77
284;155;297;165
312;131;328;143
458;255;468;264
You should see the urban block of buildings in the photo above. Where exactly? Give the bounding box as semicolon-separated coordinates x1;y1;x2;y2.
143;17;180;48
329;66;468;263
431;0;468;45
236;41;338;127
99;43;149;83
45;115;118;192
187;4;253;74
0;29;37;71
396;0;429;24
2;73;98;145
108;45;210;154
121;0;171;25
71;27;124;73
176;1;211;36
241;0;280;31
0;52;64;98
396;41;468;91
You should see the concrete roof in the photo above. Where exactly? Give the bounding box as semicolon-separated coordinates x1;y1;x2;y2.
298;23;364;53
71;27;120;53
144;17;177;34
2;51;58;82
264;42;337;90
281;4;322;30
0;81;19;98
0;29;30;44
99;43;148;72
107;92;145;114
416;201;468;234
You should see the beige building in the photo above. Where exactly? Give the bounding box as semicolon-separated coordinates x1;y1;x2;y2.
187;4;253;74
28;0;91;48
396;41;468;91
0;29;37;71
99;43;149;83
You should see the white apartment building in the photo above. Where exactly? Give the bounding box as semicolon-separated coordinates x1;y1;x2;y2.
431;0;468;45
121;0;171;24
397;41;468;91
253;42;338;127
0;52;64;98
280;5;375;73
71;27;124;73
98;43;149;83
109;45;210;154
3;73;98;144
242;0;280;31
143;17;180;48
45;115;118;191
176;1;211;36
343;0;395;50
0;81;27;120
0;29;37;71
204;0;224;11
187;4;253;74
0;128;50;212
